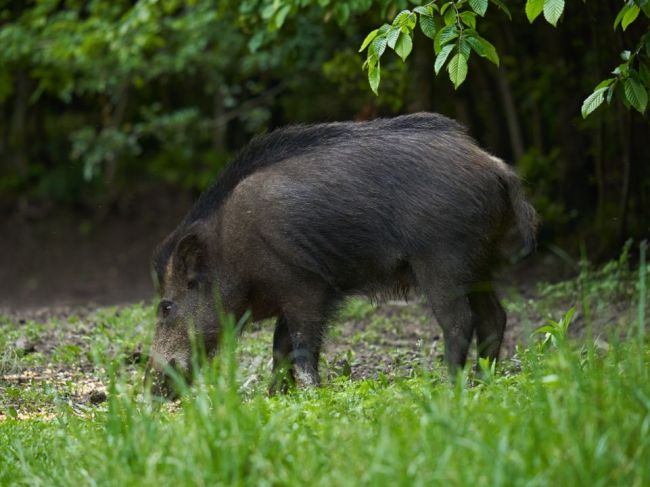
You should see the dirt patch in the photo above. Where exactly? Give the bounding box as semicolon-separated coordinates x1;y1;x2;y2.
0;367;108;419
0;189;193;312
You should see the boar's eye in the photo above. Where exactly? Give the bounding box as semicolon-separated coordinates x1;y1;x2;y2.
187;278;198;290
158;300;176;320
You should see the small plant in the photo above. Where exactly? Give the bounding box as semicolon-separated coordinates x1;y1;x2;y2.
534;307;576;351
0;348;19;376
476;356;497;385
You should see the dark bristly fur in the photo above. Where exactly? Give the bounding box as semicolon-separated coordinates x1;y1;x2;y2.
152;113;470;283
147;112;538;397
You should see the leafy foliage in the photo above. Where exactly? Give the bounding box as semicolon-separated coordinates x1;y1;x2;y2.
582;1;650;118
359;1;503;91
359;0;649;117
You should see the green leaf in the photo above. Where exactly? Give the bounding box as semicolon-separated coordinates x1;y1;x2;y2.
406;12;418;30
543;0;565;27
448;53;468;89
459;38;471;59
370;35;387;58
642;1;650;17
466;35;500;66
581;87;607;118
248;31;266;53
624;78;648;113
621;4;640;31
534;325;557;335
419;14;437;39
261;3;276;20
443;8;456;26
434;24;458;54
460;11;477;29
393;10;411;27
612;62;629;77
525;0;544;23
386;27;400;49
395;32;413;61
613;4;628;30
273;5;291;30
469;0;488;16
368;60;380;95
606;84;616;104
359;29;379;52
594;78;615;90
435;44;454;74
639;63;650;89
489;0;512;20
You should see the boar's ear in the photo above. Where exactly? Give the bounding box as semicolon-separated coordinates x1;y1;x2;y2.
173;233;207;283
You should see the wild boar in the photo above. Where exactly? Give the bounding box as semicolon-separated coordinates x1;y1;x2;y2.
147;112;537;396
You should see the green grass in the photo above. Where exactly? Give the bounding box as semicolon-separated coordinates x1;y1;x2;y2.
1;246;649;486
2;336;649;485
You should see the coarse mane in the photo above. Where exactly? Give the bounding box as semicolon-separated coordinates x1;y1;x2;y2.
182;123;352;224
183;112;465;225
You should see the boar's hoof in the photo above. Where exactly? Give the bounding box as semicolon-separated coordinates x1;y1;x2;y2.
268;369;295;396
294;367;320;388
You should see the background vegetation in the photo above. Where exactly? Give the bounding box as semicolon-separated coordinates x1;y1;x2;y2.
1;0;648;255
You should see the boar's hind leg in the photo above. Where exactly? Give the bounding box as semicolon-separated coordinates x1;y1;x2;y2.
469;289;506;362
431;295;474;375
413;260;474;375
269;316;296;395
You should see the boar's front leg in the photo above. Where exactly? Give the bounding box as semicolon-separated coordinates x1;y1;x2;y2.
269;316;295;395
278;285;336;389
285;319;325;388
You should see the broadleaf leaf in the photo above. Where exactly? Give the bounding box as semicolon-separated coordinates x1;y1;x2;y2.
434;44;454;74
581;87;607;118
448;52;468;89
395;32;413;61
469;0;488;17
623;78;648;113
525;0;544;23
543;0;565;27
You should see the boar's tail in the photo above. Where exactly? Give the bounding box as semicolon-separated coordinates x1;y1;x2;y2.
492;156;539;256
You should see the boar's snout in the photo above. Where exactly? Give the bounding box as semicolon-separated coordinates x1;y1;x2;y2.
144;354;191;400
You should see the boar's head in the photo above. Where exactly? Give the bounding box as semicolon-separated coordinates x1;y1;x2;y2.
146;229;218;399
